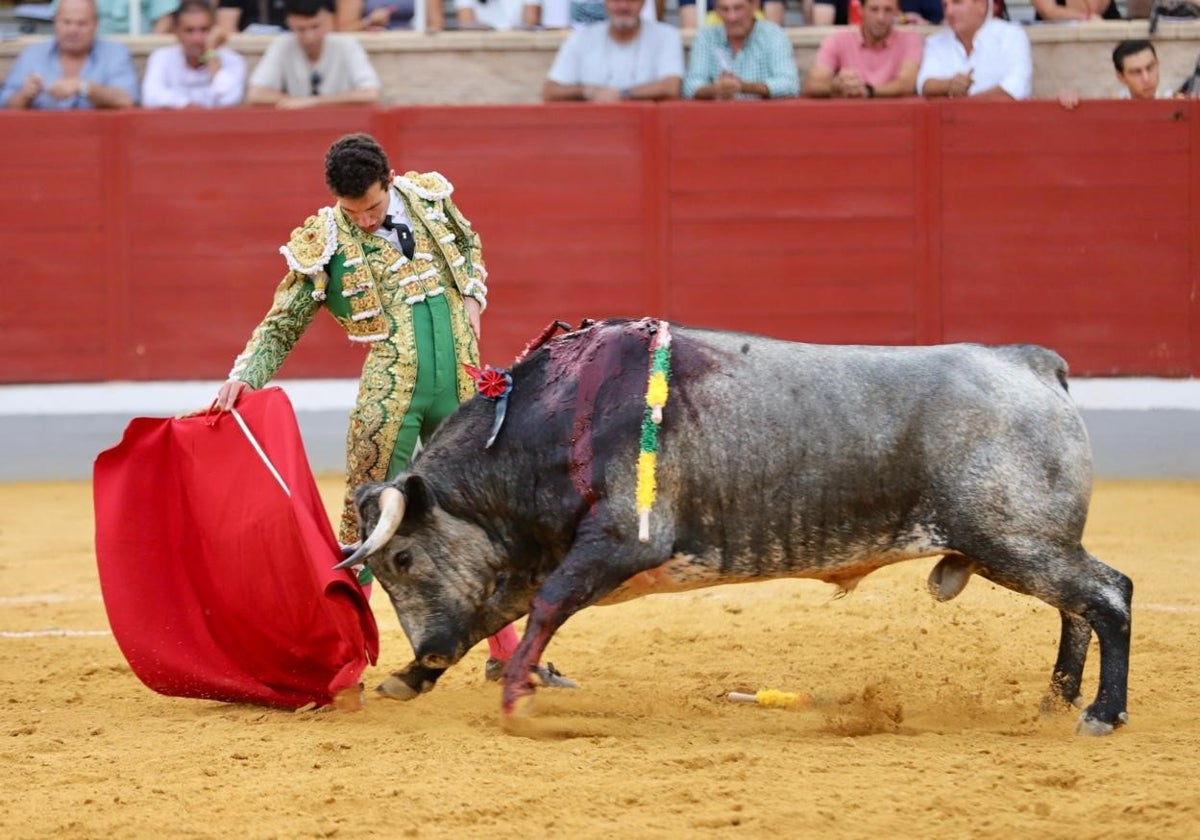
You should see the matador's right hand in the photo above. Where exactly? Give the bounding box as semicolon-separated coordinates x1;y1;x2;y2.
214;379;250;412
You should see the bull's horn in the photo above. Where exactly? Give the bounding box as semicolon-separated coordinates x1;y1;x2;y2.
332;487;405;570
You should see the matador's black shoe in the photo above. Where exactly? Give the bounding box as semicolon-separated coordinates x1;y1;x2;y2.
484;658;578;689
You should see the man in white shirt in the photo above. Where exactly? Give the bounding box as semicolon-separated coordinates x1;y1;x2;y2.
142;0;247;108
916;0;1031;100
247;0;380;108
543;0;683;101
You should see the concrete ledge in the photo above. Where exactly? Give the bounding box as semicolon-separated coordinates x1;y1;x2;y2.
2;378;1197;481
3;21;1199;102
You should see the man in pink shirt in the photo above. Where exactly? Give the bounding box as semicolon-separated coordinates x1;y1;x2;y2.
803;0;923;98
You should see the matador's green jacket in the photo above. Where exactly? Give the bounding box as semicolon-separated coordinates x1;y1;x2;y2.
227;171;488;542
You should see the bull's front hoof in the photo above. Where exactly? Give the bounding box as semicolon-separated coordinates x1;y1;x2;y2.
376;675;421;701
1075;710;1129;736
502;691;538;721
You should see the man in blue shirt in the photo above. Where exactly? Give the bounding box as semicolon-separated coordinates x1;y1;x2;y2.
2;0;139;109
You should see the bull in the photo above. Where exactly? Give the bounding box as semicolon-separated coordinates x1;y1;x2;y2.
338;319;1132;735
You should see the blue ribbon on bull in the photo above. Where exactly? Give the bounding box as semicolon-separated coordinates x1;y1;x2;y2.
463;364;513;448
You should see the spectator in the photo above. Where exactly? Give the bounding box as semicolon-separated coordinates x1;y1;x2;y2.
246;0;381;108
683;0;800;100
455;0;539;30
678;0;783;29
804;0;922;99
1059;40;1174;108
49;0;180;35
540;0;658;29
916;0;1031;101
543;0;683;101
1;0;138;109
142;0;247;108
1034;0;1122;21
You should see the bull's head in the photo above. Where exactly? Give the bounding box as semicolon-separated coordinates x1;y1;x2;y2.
338;475;507;671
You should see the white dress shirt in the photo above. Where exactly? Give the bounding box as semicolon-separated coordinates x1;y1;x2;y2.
916;17;1031;100
142;45;247;109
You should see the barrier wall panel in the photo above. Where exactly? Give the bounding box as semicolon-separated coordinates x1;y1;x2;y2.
0;115;112;381
937;102;1195;375
664;103;923;347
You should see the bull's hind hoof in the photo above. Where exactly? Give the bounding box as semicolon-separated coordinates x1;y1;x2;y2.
1075;711;1129;736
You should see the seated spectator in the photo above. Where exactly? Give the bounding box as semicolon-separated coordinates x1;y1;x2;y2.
455;0;539;29
49;0;180;35
677;0;783;29
246;0;381;108
543;0;683;101
916;0;1031;100
804;0;922;99
683;0;800;100
540;0;658;29
142;0;247;108
1033;0;1122;21
1059;39;1176;108
2;0;138;109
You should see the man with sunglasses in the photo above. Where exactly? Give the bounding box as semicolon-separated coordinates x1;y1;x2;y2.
246;0;380;108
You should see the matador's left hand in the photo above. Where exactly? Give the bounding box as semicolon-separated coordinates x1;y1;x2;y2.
465;297;482;342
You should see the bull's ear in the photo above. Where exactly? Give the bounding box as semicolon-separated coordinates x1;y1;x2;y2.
400;474;437;521
352;482;393;529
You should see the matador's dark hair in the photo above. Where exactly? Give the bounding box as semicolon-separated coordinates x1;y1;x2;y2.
324;133;391;198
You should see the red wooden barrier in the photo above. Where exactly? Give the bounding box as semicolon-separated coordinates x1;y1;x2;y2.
0;101;1195;382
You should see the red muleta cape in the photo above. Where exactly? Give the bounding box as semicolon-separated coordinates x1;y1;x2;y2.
93;387;378;709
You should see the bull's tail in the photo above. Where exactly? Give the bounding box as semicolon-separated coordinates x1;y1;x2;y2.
998;344;1070;392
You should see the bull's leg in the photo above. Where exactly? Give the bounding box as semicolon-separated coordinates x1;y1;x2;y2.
500;508;665;715
376;662;446;701
1040;611;1092;713
969;543;1132;735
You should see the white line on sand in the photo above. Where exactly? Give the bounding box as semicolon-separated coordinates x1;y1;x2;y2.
0;629;110;638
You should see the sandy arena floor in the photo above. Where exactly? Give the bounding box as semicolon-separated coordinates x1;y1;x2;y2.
1;477;1198;838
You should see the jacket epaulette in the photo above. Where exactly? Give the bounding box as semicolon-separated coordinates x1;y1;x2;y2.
279;207;338;276
394;171;454;201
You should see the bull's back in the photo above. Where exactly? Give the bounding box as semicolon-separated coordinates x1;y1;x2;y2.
649;329;1091;571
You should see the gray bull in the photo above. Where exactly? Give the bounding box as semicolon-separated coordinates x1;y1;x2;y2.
340;319;1132;735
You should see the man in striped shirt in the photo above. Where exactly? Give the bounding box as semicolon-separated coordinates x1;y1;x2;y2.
683;0;800;100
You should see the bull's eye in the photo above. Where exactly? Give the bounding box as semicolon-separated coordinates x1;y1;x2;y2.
390;549;413;572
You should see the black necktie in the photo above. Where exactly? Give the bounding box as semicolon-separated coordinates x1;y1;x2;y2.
380;216;415;260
